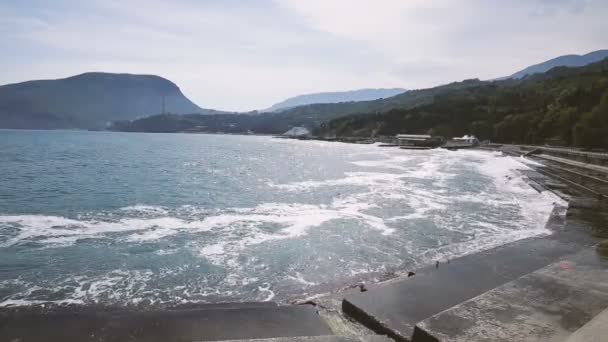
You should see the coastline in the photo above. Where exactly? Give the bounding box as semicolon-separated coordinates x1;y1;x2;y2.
0;139;558;308
0;144;573;306
305;147;607;341
1;141;607;342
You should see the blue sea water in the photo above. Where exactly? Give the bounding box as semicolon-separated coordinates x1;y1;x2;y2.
0;130;562;306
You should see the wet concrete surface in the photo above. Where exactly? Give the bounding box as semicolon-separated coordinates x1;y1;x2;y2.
566;307;608;342
340;204;594;340
0;303;332;342
342;195;608;341
338;150;608;341
217;336;392;342
342;236;582;340
413;249;608;342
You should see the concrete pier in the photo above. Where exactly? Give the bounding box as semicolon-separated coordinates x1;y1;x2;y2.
219;336;392;342
337;160;608;341
566;307;608;342
412;249;608;341
341;233;586;340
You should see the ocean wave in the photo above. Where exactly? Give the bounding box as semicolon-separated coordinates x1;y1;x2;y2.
0;215;216;247
0;268;238;307
192;200;396;268
0;147;565;307
0;149;562;258
120;205;169;215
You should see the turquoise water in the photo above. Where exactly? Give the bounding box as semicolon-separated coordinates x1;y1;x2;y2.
0;130;562;306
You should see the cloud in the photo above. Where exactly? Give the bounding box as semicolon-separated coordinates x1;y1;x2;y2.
280;0;608;83
0;0;607;111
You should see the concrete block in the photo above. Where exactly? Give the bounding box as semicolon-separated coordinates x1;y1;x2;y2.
342;236;581;340
413;249;608;342
566;307;608;342
0;304;332;342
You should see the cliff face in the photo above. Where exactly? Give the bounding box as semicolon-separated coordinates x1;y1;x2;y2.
0;72;217;129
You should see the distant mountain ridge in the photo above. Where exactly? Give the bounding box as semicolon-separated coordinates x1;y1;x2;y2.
0;72;223;129
504;49;608;79
264;88;407;112
6;50;607;131
115;59;608;147
114;79;484;134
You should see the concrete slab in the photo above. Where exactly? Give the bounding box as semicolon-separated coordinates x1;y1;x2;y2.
412;249;608;342
566;307;608;342
166;301;279;310
536;249;608;294
213;335;393;342
535;154;608;175
0;304;332;342
566;198;599;210
214;335;393;342
342;235;582;341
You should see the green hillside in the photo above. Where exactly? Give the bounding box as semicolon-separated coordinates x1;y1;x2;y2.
317;59;608;148
115;60;608;149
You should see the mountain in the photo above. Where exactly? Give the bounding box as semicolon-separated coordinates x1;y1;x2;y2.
114;80;482;134
113;79;483;134
318;59;608;148
504;49;608;79
0;72;223;129
264;88;407;112
116;60;608;148
265;79;483;126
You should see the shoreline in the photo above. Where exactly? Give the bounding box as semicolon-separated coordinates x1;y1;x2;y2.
309;148;608;340
0;147;565;310
1;144;607;341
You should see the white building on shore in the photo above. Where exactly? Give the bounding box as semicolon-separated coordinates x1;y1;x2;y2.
282;127;311;138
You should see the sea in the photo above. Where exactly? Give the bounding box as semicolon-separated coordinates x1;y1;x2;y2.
0;130;563;307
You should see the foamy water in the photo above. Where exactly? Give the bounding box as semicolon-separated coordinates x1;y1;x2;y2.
0;131;563;307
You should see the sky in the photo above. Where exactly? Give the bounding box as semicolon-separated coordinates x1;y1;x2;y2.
1;0;607;112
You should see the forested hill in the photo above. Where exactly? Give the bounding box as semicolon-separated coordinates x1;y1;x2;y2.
317;59;608;148
260;79;484;124
0;72;225;129
112;79;485;134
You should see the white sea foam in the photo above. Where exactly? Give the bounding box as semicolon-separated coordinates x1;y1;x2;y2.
414;225;551;267
0;146;566;306
472;150;566;229
268;171;405;192
286;272;317;286
517;155;545;167
0;298;86;307
0;215;213;247
195;200;395;267
338;148;561;266
257;283;275;302
1;149;558;263
120;205;169;215
0;266;246;307
0;269;148;307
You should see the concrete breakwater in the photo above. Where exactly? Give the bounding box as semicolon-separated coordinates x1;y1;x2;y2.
322;146;608;341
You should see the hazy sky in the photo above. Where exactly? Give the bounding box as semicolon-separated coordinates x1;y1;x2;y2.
1;0;607;111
